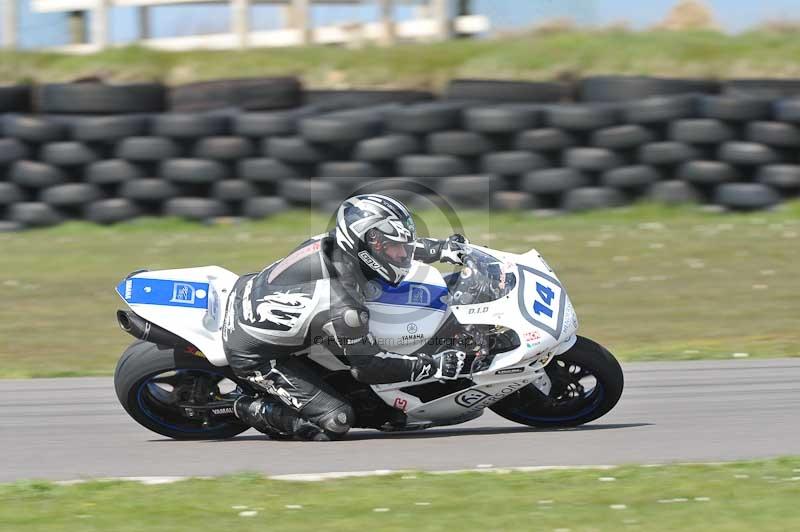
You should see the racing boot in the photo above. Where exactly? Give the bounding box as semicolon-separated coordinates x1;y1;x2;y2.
233;396;331;441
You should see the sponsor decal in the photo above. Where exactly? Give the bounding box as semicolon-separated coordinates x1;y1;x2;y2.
170;283;199;305
400;320;422;341
468;305;489;315
455;381;528;411
408;284;431;306
358;250;384;272
454;389;491;408
524;330;542;349
412;363;432;382
393;397;408;412
124;280;133;300
211;407;234;416
495;367;525;375
525;330;541;342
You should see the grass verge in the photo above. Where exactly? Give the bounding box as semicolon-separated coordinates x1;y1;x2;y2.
2;458;800;531
6;30;800;86
1;201;799;378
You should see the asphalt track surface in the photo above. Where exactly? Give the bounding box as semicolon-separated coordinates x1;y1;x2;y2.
2;359;800;482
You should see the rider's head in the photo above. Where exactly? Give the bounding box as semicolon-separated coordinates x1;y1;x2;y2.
335;194;416;286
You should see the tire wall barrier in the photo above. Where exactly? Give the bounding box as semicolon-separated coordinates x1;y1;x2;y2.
2;76;800;229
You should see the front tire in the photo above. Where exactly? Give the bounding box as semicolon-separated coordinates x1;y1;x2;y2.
490;336;624;428
114;340;251;440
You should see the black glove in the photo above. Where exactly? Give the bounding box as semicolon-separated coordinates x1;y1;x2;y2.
433;349;466;380
439;234;469;265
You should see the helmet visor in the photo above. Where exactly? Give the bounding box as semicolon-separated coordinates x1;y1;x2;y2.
381;240;414;269
367;230;414;271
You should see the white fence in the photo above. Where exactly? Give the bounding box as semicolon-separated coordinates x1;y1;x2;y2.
1;0;489;51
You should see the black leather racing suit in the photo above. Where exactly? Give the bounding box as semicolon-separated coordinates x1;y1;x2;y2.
222;231;457;439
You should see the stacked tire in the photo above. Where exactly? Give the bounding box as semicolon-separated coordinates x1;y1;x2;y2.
5;76;800;230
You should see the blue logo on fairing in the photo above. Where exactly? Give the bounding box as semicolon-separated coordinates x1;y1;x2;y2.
370;280;447;311
170;283;196;304
408;284;431;306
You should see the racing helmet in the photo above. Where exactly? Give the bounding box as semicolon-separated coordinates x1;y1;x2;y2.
335;194;417;286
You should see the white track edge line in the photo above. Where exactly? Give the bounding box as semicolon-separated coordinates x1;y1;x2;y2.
34;461;747;486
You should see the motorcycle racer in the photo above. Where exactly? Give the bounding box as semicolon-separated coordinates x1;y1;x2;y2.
225;194;469;441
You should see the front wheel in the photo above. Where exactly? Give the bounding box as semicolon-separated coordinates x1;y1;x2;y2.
490;336;623;428
114;340;251;440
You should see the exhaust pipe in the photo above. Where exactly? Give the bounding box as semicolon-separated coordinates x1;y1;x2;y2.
117;310;187;348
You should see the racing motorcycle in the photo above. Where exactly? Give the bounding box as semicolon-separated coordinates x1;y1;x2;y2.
113;243;624;440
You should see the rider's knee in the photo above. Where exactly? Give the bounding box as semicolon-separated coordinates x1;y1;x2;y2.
317;403;355;439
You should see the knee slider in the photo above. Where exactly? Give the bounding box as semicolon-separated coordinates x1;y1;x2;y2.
318;403;355;436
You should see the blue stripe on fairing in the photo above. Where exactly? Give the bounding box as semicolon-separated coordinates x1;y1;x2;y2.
116;278;209;309
370;280;448;311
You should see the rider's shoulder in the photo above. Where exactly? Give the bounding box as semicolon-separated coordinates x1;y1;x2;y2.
260;233;333;285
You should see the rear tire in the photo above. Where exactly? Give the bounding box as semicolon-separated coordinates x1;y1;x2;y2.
114;340;250;440
490;336;623;427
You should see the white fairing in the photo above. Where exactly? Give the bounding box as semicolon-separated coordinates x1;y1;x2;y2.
116;245;579;427
116;266;239;366
369;246;579;426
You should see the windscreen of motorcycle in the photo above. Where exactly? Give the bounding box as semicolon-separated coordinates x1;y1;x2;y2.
450;246;578;368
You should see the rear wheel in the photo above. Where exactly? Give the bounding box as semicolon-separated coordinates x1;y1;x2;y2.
114;340;251;440
490;336;623;427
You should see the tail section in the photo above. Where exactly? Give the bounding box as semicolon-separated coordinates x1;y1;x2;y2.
116;266;239;366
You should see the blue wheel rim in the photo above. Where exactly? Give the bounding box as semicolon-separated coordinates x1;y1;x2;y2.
136;369;234;434
507;358;606;423
509;384;605;423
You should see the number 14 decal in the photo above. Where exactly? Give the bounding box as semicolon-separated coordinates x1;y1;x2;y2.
533;282;555;318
